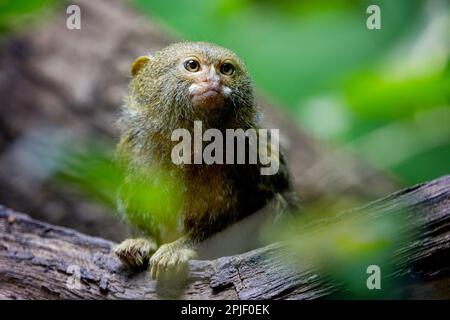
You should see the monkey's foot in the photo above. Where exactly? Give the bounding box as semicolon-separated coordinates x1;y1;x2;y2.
114;238;157;268
149;238;197;280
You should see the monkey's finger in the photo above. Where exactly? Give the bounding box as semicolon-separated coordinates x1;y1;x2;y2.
151;256;167;280
149;250;163;279
154;261;165;280
151;265;158;280
149;259;158;280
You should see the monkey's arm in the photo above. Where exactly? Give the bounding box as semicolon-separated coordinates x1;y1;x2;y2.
260;147;299;212
114;134;173;269
236;128;299;214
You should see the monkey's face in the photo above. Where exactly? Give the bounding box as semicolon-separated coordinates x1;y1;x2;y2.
178;55;237;109
169;43;254;113
143;43;254;116
131;43;255;122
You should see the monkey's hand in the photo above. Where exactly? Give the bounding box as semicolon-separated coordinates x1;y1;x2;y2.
149;236;198;280
114;238;158;268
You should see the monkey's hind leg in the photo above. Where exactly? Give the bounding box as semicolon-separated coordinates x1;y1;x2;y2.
149;236;198;280
114;238;158;268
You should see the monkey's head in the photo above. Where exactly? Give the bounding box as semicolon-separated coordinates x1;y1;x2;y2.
129;42;256;123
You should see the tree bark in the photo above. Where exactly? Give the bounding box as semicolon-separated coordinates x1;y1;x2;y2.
1;175;449;300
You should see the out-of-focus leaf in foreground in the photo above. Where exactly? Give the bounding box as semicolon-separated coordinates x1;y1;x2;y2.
265;205;416;298
52;138;184;237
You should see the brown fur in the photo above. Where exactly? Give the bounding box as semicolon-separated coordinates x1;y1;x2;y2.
115;42;297;278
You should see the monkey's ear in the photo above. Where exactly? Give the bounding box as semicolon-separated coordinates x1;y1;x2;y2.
131;55;151;77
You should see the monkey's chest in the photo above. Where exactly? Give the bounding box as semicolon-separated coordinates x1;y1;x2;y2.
181;164;269;238
183;165;236;220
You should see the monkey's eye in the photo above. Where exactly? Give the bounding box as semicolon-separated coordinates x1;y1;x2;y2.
184;59;200;72
220;62;235;76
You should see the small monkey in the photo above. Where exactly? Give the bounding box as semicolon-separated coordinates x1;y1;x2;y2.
114;42;297;280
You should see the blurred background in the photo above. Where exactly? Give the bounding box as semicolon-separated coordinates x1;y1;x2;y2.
136;0;450;185
0;0;448;298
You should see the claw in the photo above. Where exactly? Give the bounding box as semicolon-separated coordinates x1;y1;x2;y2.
114;238;157;268
149;239;197;280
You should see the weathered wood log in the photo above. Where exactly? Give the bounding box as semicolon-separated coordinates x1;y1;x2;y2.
1;175;448;299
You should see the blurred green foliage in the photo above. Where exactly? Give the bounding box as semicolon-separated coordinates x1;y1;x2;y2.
135;0;421;106
266;208;414;298
55;141;183;237
0;0;57;34
134;0;450;185
54;142;122;208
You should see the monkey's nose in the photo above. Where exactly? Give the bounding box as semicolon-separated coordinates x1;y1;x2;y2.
200;67;221;85
203;80;222;93
198;71;222;93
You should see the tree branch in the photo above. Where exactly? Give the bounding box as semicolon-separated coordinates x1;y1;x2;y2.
1;175;449;299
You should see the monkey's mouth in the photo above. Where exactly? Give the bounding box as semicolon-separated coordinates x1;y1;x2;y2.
191;87;225;108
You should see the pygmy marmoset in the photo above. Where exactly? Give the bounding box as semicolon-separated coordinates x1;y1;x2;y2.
114;42;297;280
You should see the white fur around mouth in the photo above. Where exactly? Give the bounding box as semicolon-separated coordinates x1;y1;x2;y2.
189;83;232;97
